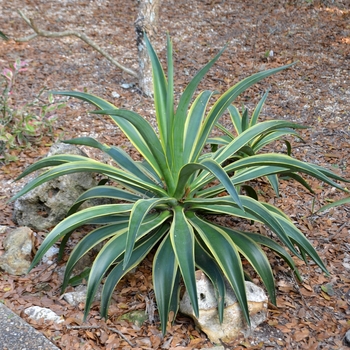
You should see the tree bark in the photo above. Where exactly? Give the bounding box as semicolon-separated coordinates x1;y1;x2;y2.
135;0;161;97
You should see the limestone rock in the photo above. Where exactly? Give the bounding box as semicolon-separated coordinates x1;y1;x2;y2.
41;246;60;265
13;143;97;231
24;306;64;324
0;226;33;275
62;284;102;307
179;270;268;343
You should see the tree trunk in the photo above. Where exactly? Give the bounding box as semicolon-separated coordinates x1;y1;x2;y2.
135;0;161;96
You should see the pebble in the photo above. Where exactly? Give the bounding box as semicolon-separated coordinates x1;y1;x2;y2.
121;83;134;89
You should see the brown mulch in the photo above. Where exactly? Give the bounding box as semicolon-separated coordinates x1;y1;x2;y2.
0;0;350;349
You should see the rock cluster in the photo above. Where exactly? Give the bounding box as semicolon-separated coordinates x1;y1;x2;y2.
179;270;268;343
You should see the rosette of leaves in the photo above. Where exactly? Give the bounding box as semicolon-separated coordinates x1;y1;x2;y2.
208;90;312;198
11;35;348;333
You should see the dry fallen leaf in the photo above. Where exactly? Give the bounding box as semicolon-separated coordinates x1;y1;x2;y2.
0;1;349;350
293;328;310;342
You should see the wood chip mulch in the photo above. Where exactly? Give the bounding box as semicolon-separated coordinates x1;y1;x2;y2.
0;0;349;348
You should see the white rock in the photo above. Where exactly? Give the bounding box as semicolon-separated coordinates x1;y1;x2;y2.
62;289;87;307
179;270;268;343
24;306;64;324
42;246;60;264
121;83;134;89
62;284;102;307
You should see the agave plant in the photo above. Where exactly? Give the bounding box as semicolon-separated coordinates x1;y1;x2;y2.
208;90;313;198
209;89;302;157
11;35;348;334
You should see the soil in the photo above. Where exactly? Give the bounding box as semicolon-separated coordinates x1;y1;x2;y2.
0;0;349;349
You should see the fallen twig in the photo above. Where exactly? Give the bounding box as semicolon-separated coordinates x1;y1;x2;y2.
15;10;138;79
291;273;322;321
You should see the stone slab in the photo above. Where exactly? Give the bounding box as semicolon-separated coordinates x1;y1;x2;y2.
0;302;60;350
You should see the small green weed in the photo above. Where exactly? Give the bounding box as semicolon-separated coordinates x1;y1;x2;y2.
0;59;66;163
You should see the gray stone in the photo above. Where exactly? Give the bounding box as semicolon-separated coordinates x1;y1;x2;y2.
13;143;97;231
344;329;350;346
121;83;134;89
0;226;33;275
179;270;268;343
61;289;87;307
62;284;102;307
24;306;64;324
